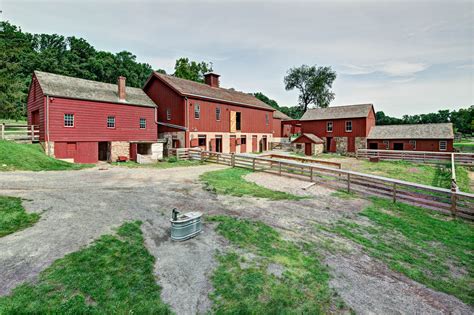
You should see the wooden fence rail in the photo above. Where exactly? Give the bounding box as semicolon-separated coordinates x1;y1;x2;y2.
356;149;474;166
175;148;474;220
0;124;39;142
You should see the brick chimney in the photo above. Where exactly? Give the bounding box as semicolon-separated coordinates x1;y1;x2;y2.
204;72;220;88
118;76;126;101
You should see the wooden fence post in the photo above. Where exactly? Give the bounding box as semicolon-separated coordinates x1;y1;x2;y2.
310;167;313;182
450;192;457;217
30;125;34;141
392;183;397;203
1;124;4;140
231;153;235;167
252;158;256;171
216;153;219;164
347;173;351;193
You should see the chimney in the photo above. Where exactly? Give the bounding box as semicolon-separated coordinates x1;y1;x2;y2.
118;76;126;101
204;72;220;88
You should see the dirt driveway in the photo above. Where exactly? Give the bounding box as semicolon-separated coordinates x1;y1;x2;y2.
0;165;471;314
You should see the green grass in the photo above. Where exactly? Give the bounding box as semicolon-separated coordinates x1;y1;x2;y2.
321;198;474;304
359;160;471;192
209;216;343;313
200;168;305;200
454;142;474;152
0;196;40;237
0;119;27;125
0;221;171;314
113;158;204;169
0;141;93;171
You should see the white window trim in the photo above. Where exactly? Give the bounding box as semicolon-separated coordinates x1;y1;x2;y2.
64;113;74;128
166;109;171;121
107;116;115;129
194;104;200;119
345;120;352;132
439;140;447;151
140;118;146;129
327;121;333;132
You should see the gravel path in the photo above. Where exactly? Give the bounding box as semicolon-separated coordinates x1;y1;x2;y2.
0;165;471;314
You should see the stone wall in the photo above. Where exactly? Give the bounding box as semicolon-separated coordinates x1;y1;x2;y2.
111;141;130;162
44;141;55;157
355;137;367;151
313;143;324;155
160;131;186;155
335;137;348;154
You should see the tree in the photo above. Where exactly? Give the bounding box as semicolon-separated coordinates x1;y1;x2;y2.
173;58;212;83
253;92;304;119
284;65;336;113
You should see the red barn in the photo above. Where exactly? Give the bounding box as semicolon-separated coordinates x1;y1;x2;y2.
282;120;302;138
143;72;276;153
299;104;376;153
367;123;454;152
272;110;292;141
27;71;160;163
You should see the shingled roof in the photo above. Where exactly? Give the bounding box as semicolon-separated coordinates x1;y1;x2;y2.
300;104;374;121
273;110;291;120
292;133;324;144
34;71;156;107
368;123;454;139
150;72;275;111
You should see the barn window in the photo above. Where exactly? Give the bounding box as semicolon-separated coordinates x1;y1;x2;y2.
140;118;146;129
409;140;416;150
439;140;447;151
345;121;352;132
383;140;389;149
327;121;333;132
107;116;115;128
194;104;200;119
236;112;242;130
216;107;221;121
265;113;269;125
241;136;246;145
64;114;74;127
166;108;171;120
198;135;206;146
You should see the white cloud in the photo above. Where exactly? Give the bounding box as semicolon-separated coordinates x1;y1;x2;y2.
340;61;429;77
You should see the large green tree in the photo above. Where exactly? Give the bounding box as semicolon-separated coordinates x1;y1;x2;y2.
173;58;212;83
284;64;337;113
253;92;304;119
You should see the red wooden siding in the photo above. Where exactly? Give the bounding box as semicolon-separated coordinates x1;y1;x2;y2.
367;139;454;152
301;117;370;138
366;108;376;135
47;98;157;142
27;74;46;141
187;98;274;133
143;78;185;132
272;118;282;137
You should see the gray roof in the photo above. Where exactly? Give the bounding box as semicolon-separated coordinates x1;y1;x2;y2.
273;110;291;120
368;123;454;139
300;104;374;121
34;71;156;107
150;72;275;111
292;133;324;144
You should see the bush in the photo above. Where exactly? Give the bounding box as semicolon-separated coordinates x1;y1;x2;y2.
167;156;177;163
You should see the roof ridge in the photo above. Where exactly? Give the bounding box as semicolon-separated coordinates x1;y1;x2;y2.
307;103;373;110
375;122;453;127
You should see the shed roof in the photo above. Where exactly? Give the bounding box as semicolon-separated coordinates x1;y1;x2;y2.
273;110;291;120
300;104;374;121
149;72;275;111
292;133;324;144
34;71;156;107
367;123;454;139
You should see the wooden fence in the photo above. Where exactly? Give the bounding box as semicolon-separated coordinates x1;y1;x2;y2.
0;124;39;142
357;149;474;166
260;153;342;169
176;148;474;220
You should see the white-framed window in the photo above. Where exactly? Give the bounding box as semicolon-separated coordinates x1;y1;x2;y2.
107;116;115;128
140;118;146;129
439;140;447;151
383;140;389;149
409;140;416;150
265;113;269;125
64;113;74;127
194;103;200;119
327;121;333;132
345;121;352;132
216;107;221;121
166;108;171;121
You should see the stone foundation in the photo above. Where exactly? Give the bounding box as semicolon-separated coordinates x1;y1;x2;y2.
160;131;186;156
355;137;367;151
335;137;348;154
111;141;130;162
43;141;55;157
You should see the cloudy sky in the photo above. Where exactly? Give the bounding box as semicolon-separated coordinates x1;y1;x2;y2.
3;0;473;116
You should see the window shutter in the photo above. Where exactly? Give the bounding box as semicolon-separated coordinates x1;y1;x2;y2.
230;111;237;132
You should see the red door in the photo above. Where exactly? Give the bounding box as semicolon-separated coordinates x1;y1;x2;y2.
252;136;257;152
66;142;76;158
241;136;247;153
348;137;355;152
230;136;236;153
304;143;312;156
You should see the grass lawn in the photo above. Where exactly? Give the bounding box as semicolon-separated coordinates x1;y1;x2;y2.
209;216;344;313
113;157;204;169
200;168;305;200
0;119;27;125
0;221;171;314
454;142;474;152
320;198;474;305
0;196;40;237
358;160;471;192
0;141;93;171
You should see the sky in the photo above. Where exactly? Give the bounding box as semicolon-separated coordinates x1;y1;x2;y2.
2;0;473;117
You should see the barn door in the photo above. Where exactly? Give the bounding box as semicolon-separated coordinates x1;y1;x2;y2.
348;137;355;152
305;143;312;156
230;111;237;132
229;136;236;153
66;142;76;158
